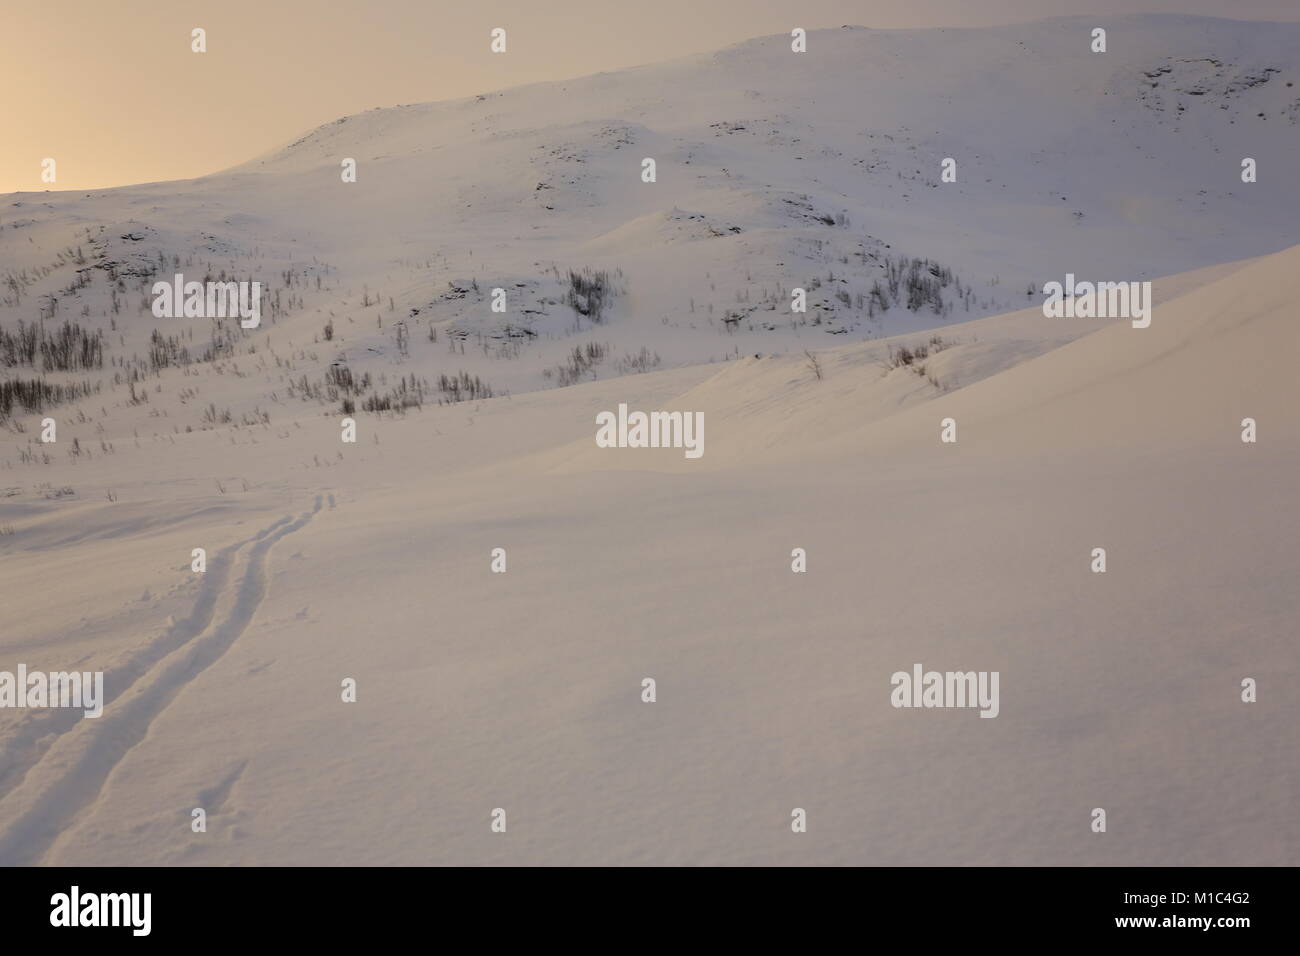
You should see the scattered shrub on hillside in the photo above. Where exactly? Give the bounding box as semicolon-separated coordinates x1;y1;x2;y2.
868;257;959;315
0;378;100;419
325;362;359;394
200;403;233;425
0;320;103;371
566;268;615;324
362;374;428;413
615;346;661;375
148;329;191;370
437;371;493;404
543;341;610;387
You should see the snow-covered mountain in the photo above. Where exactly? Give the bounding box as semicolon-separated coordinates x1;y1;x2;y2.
1;14;1297;867
3;14;1299;415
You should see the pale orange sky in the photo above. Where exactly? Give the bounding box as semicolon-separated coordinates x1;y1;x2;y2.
4;0;1298;193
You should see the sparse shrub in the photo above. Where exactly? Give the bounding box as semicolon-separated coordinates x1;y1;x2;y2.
805;349;823;381
361;374;428;413
41;320;104;370
437;371;493;403
0;321;38;367
326;362;355;392
566;268;614;324
200;403;233;425
149;329;191;370
0;378;99;419
869;257;960;315
544;341;609;386
886;335;953;382
0;319;103;370
615;346;661;375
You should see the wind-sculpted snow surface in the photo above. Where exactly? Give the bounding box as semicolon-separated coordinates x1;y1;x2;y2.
0;15;1297;867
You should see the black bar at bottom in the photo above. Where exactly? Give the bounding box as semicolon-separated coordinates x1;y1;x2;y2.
0;866;1280;941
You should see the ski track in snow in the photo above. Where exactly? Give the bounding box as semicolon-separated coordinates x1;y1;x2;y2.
0;496;323;866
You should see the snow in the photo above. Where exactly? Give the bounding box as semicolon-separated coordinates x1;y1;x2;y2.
0;14;1296;865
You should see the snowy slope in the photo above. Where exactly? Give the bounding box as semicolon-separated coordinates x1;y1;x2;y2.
1;238;1294;865
0;15;1297;866
3;14;1300;422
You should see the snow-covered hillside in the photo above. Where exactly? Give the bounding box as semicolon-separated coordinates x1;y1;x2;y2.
0;14;1297;866
3;14;1299;420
